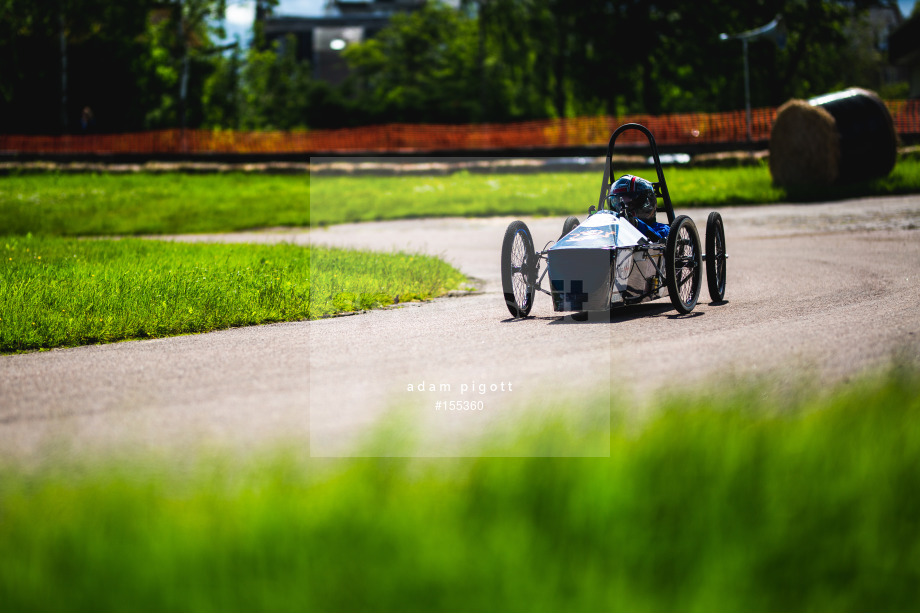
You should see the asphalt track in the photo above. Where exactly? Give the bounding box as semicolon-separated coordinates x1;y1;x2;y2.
2;196;920;460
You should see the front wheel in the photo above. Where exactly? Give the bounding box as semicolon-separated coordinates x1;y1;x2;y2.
501;220;536;317
560;216;580;239
705;212;727;302
665;215;703;314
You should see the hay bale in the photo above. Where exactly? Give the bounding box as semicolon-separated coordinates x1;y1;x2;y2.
769;88;897;188
813;87;897;180
769;99;840;186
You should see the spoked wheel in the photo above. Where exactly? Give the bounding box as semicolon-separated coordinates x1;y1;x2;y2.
665;215;703;314
705;211;727;302
501;220;536;317
560;215;580;239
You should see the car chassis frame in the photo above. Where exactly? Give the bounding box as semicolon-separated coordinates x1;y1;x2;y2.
500;123;727;318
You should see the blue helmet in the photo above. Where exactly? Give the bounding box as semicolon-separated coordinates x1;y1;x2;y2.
608;175;657;222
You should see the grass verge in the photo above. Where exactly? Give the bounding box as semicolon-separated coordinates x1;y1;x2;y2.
310;158;920;225
0;172;311;236
3;158;920;234
309;163;784;225
2;364;920;611
0;235;465;353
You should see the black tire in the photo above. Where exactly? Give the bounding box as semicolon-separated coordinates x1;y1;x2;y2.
665;215;703;314
501;220;536;317
560;215;580;239
705;211;727;302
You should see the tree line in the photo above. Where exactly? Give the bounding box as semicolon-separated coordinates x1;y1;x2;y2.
0;0;904;134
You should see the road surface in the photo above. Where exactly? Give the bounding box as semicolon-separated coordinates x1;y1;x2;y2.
2;196;919;460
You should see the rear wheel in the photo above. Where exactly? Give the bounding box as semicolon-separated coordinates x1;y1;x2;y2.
705;212;727;302
665;215;703;314
560;215;580;239
501;221;536;317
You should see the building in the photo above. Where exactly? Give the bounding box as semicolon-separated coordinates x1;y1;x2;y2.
262;0;427;85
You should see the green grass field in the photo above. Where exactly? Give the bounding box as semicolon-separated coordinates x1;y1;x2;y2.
3;158;920;235
310;158;920;225
310;164;783;225
2;364;919;611
0;235;465;353
0;172;311;236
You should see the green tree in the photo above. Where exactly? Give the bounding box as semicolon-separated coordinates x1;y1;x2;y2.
201;42;242;128
344;0;890;123
1;0;896;133
140;0;230;129
0;0;157;133
236;34;314;130
343;1;480;123
204;0;331;131
0;0;232;133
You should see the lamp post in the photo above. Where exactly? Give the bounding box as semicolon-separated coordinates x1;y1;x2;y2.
720;16;785;144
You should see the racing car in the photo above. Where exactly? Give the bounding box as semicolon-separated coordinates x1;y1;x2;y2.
500;123;727;318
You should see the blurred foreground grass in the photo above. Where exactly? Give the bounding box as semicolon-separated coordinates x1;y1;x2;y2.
3;158;920;234
2;364;919;611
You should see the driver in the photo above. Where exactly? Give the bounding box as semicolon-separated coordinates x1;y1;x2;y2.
607;174;657;223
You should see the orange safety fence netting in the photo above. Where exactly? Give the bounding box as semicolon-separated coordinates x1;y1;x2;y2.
1;101;918;155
